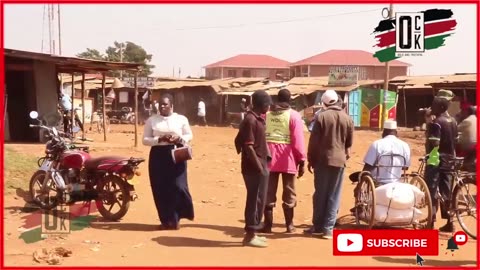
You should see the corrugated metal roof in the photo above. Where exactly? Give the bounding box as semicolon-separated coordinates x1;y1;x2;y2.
5;48;143;73
148;77;268;92
204;54;291;69
390;74;477;90
290;50;410;67
146;75;384;95
287;76;329;86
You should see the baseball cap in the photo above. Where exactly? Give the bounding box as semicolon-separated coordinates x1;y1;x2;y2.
321;90;339;106
436;89;454;100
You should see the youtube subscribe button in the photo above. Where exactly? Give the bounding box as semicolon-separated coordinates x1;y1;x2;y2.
333;230;438;256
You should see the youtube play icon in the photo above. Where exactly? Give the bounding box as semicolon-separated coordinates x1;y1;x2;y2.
337;233;364;252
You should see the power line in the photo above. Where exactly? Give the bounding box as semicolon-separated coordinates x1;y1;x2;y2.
175;8;380;31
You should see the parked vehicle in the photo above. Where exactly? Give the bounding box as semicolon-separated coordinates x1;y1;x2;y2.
106;107;135;124
28;111;145;221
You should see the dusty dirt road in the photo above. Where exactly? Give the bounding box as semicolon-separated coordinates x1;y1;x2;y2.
3;125;477;267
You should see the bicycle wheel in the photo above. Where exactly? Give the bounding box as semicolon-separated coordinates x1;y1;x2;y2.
354;172;376;229
409;175;434;229
452;176;477;239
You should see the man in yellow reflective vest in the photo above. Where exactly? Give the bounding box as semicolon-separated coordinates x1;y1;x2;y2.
260;89;306;233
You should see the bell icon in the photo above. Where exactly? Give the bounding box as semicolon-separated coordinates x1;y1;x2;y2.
447;237;459;251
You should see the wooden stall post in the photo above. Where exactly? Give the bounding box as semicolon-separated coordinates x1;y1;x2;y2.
71;73;75;135
81;73;86;140
134;72;139;148
101;73;107;142
402;86;407;127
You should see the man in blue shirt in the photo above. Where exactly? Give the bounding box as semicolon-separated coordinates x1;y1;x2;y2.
59;93;83;132
59;92;72;112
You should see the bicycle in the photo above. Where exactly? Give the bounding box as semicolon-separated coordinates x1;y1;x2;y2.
411;155;477;239
89;110;111;134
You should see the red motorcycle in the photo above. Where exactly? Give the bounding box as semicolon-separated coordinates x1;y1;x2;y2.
28;111;145;221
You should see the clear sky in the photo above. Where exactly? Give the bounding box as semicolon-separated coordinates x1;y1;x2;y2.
4;4;477;78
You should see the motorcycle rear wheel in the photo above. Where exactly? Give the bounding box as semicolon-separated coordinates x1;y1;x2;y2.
29;170;60;210
96;175;130;221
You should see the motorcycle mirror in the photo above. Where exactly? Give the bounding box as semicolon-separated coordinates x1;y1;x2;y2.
72;126;81;133
29;111;39;119
52;127;59;137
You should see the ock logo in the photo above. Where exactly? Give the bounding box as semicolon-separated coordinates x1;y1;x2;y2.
372;8;457;62
18;203;98;244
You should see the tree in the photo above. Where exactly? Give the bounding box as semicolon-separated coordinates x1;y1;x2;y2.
76;41;155;77
76;48;104;60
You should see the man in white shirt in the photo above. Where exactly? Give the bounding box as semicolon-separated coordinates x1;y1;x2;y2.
363;120;411;184
197;98;207;126
350;120;411;213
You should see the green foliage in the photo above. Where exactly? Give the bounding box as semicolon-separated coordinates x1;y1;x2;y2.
4;147;38;193
76;48;104;60
76;41;155;77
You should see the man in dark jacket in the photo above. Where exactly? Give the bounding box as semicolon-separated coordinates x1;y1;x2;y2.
235;90;272;248
304;89;354;239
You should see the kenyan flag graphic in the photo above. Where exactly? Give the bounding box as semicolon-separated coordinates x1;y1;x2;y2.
373;9;457;62
18;203;98;244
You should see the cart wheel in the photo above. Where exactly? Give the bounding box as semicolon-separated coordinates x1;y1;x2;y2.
354;172;376;229
409;175;434;229
452;176;477;240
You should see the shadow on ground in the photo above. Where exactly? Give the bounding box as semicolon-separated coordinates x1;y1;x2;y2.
90;222;160;232
372;256;476;267
152;236;242;248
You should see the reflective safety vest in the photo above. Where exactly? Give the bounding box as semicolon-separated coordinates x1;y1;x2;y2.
265;109;291;144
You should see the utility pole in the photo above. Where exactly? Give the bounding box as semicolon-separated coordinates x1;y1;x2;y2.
382;3;394;129
41;5;46;53
119;43;123;79
48;4;52;54
57;4;62;55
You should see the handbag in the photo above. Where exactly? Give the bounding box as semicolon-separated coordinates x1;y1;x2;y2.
171;145;193;164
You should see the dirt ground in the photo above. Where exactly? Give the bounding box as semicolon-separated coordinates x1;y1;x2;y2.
3;124;478;267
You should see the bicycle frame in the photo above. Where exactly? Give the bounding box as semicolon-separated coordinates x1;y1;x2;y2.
417;156;476;223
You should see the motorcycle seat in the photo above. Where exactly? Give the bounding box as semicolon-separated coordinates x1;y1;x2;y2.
84;156;127;170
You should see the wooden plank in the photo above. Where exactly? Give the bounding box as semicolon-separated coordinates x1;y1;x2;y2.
102;73;107;142
5;63;33;71
134;72;139;148
81;73;86;140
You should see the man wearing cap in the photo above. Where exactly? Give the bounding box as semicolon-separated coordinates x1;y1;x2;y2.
260;89;306;233
363;120;411;183
425;93;458;232
349;120;411;206
305;89;354;238
308;93;344;132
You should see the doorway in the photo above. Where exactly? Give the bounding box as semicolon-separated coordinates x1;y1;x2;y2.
5;70;38;142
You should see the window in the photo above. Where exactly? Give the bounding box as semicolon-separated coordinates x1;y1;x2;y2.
242;70;251;77
276;70;285;79
227;70;237;77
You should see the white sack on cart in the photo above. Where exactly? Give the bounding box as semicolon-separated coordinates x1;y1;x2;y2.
374;205;423;223
375;182;425;210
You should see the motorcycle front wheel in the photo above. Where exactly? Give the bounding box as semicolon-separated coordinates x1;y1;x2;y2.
96;175;130;221
29;171;61;210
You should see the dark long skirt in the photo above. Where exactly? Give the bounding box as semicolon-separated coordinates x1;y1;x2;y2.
148;145;194;226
